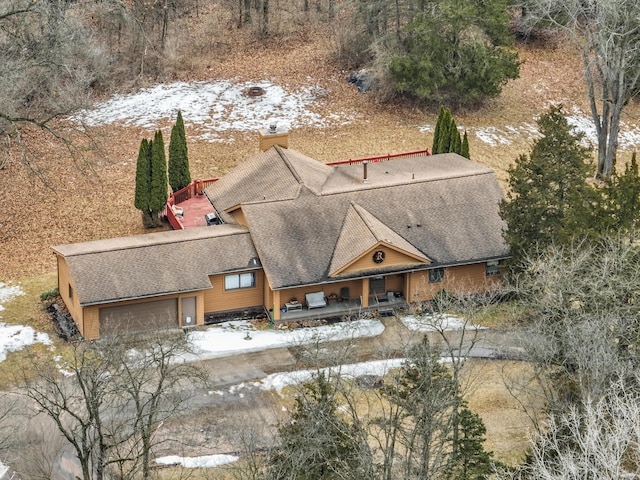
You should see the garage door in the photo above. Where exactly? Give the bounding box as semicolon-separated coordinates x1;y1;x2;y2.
99;298;178;336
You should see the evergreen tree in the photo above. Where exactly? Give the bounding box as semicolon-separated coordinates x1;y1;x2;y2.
134;138;151;212
461;131;470;159
267;372;373;480
149;130;168;226
601;152;640;237
388;0;519;104
449;118;462;155
381;339;459;479
432;105;446;153
168;111;191;192
134;138;155;228
447;405;495;480
437;107;452;154
500;105;598;261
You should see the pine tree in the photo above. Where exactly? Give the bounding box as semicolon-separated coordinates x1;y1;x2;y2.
461;131;470;159
149;130;168;226
447;405;496;480
500;105;598;260
168;111;191;192
267;372;373;480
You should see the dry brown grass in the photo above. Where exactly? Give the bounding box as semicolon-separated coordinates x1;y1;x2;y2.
3;23;639;282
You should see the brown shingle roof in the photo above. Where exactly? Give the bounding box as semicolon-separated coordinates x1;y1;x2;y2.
53;225;258;306
239;152;508;289
329;203;428;276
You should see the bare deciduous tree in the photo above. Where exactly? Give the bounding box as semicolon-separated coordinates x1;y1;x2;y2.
497;378;640;480
20;331;207;480
520;0;640;177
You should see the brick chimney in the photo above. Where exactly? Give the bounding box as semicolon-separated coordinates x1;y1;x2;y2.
259;123;289;151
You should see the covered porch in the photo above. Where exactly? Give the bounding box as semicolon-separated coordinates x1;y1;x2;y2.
278;294;407;322
272;273;409;322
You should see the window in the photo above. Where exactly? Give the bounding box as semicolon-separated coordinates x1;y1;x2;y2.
224;272;255;290
486;260;500;276
429;268;444;283
68;284;74;301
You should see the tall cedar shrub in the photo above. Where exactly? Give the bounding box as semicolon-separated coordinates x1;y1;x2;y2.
149;130;168;218
461;131;470;159
432;105;446;153
168;111;191;192
134;138;151;212
500;105;597;260
437;108;452;154
449;118;462;155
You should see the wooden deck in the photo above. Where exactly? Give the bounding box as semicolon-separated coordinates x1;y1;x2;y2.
172;194;217;229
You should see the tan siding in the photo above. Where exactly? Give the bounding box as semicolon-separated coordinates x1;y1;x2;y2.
228;208;248;226
56;255;84;336
409;263;503;302
83;306;100;340
342;246;422;275
204;270;264;313
385;274;405;294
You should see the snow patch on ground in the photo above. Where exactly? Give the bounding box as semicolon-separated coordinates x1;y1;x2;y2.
0;282;24;312
71;80;353;141
400;313;484;332
0;282;52;363
0;323;52;363
155;454;239;469
257;358;406;394
185;318;384;361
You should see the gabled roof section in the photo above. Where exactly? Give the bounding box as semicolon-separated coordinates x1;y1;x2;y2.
329;203;429;276
53;225;259;306
203;146;333;215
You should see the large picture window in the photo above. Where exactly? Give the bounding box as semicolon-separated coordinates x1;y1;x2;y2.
224;272;255;290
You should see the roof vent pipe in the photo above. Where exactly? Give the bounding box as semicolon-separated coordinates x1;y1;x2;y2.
363;160;369;184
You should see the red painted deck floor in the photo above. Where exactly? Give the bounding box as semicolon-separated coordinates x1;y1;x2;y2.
176;194;216;229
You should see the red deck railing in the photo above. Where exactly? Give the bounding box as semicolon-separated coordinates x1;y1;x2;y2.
326;148;431;166
165;178;219;230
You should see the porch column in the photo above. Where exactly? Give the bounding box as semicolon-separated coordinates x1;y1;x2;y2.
361;277;369;307
273;290;281;321
404;275;411;303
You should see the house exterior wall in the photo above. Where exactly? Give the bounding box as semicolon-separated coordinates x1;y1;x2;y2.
56;255;85;337
203;269;264;314
228;208;248;226
408;262;502;302
340;246;422;275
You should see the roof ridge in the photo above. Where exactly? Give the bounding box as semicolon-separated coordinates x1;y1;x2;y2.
53;226;250;257
320;169;495;196
350;202;381;241
275;145;303;185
